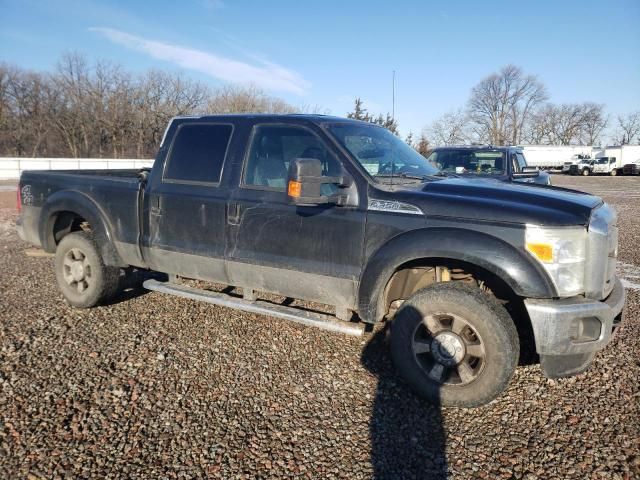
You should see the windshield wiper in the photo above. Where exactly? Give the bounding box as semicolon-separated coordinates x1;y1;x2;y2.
374;172;453;182
374;173;426;180
424;172;459;179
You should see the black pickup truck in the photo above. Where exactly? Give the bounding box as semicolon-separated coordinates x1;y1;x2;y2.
16;114;625;407
424;145;552;185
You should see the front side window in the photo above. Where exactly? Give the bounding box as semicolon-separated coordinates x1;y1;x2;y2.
244;125;341;191
516;152;527;170
164;123;233;183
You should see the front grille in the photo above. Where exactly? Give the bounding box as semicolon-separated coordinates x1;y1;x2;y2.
585;204;618;300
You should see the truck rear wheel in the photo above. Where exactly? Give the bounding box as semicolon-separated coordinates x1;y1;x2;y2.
54;232;121;308
390;282;519;408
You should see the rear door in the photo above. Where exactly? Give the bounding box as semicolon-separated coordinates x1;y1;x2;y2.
225;121;367;309
144;121;237;283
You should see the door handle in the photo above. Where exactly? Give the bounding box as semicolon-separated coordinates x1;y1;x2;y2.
227;202;240;225
150;196;162;216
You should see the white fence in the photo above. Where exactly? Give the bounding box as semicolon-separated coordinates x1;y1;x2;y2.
0;157;154;180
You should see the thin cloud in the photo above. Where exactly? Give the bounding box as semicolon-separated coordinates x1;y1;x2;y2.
90;27;310;95
200;0;224;9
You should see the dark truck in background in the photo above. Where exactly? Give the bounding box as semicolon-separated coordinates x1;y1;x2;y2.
422;145;551;185
17;114;625;407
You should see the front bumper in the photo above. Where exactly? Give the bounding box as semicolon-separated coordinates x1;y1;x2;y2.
524;276;625;378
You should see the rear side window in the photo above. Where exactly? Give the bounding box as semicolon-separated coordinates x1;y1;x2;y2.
164;124;233;183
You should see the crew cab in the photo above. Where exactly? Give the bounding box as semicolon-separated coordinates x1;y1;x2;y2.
16;114;625;407
424;145;551;185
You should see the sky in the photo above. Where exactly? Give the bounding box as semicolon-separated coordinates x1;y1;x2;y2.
1;0;639;137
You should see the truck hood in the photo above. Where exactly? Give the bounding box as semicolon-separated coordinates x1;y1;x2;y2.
391;177;602;226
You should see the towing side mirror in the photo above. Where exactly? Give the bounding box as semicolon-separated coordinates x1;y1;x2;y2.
286;158;349;207
512;166;540;179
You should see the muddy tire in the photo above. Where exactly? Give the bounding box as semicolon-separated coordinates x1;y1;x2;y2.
54;232;121;308
390;282;519;408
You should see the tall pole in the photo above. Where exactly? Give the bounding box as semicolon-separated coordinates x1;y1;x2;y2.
392;70;396;120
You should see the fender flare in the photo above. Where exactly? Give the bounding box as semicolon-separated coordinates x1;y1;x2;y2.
357;227;556;323
39;190;125;267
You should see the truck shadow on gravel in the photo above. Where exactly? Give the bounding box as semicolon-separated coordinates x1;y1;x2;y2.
361;322;448;480
102;269;168;306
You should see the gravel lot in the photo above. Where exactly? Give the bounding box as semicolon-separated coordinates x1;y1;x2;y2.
1;175;639;479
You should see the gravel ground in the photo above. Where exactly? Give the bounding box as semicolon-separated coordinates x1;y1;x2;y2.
1;175;639;479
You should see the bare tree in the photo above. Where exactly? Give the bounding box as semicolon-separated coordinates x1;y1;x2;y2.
580;103;608;145
468;65;547;145
0;55;305;159
207;84;297;114
426;109;471;146
525;102;608;145
615;111;640;145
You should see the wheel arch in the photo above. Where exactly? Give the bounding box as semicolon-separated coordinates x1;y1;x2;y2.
39;190;125;267
356;227;556;324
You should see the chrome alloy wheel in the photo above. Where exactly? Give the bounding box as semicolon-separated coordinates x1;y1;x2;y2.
62;247;93;294
411;312;486;386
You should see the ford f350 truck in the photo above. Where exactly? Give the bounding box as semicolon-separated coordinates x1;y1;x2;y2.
16;114;625;407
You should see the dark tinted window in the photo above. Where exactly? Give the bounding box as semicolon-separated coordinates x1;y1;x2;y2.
164;124;232;183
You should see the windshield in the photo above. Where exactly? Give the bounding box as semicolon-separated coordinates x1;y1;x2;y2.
426;149;506;175
327;123;439;181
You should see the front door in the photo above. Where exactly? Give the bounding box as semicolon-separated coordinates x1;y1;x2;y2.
225;123;366;309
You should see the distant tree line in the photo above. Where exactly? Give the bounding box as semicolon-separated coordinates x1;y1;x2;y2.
2;55;637;158
0;53;307;158
424;64;639;147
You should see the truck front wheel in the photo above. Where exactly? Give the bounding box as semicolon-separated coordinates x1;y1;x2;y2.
582;168;590;176
390;283;519;408
610;169;617;176
54;232;121;308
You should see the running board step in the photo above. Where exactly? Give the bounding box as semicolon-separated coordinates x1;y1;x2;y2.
143;279;364;336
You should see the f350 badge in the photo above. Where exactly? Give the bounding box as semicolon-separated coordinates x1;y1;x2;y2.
21;185;33;206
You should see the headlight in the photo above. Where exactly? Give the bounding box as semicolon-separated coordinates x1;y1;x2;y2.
525;225;587;297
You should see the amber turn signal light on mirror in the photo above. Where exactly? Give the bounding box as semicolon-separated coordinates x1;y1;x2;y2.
288;180;302;198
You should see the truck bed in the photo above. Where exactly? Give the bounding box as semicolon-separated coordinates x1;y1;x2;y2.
18;169;144;266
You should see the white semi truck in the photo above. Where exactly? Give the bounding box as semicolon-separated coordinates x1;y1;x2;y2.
521;145;593;171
